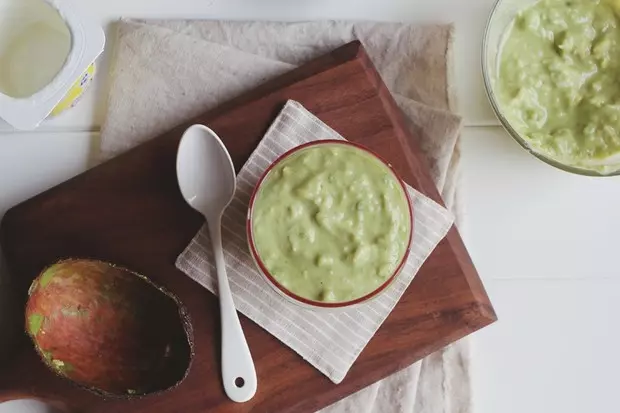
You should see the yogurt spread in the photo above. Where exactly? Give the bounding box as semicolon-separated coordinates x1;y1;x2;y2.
497;0;620;172
0;0;104;130
0;0;71;99
250;142;412;303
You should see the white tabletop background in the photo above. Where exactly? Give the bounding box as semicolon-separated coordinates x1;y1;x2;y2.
1;1;619;412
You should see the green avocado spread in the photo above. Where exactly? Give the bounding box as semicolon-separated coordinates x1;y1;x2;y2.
251;143;411;303
497;0;620;172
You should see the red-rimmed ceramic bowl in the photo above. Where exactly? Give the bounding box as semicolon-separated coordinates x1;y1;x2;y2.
246;140;414;310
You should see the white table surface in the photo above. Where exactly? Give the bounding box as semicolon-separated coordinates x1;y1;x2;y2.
1;1;619;412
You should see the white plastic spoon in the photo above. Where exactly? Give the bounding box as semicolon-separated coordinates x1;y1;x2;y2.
176;124;257;403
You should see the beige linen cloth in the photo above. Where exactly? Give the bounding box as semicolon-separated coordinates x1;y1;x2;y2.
100;19;470;413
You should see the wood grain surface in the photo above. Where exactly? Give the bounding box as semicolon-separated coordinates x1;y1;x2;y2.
0;41;496;413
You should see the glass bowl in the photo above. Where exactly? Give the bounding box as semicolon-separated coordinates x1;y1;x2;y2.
482;0;620;176
246;140;414;310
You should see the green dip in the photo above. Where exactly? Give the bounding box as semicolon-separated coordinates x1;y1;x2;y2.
497;0;620;172
251;143;411;303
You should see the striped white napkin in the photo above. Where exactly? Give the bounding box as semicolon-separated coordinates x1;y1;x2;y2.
176;100;454;383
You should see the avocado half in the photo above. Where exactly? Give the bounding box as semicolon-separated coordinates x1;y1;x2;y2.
25;259;194;397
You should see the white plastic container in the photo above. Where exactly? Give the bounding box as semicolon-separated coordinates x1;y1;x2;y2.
0;0;105;130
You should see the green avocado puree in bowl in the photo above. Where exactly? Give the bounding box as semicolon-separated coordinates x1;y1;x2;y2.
248;141;412;306
495;0;620;173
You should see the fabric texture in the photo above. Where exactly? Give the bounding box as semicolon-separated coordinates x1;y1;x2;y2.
176;99;454;383
99;19;469;413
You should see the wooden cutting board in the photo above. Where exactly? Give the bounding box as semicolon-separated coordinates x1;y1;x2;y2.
0;41;496;413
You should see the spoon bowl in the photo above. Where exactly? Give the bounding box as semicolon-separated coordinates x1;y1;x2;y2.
177;124;236;218
176;124;257;403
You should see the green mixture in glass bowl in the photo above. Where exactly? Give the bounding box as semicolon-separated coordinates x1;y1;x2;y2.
487;0;620;174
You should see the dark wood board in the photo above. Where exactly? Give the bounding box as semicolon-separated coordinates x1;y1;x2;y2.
0;41;496;413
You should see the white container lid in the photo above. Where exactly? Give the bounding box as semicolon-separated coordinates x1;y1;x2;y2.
0;0;105;130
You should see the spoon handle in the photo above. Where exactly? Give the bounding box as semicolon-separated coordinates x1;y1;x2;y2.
209;219;257;403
